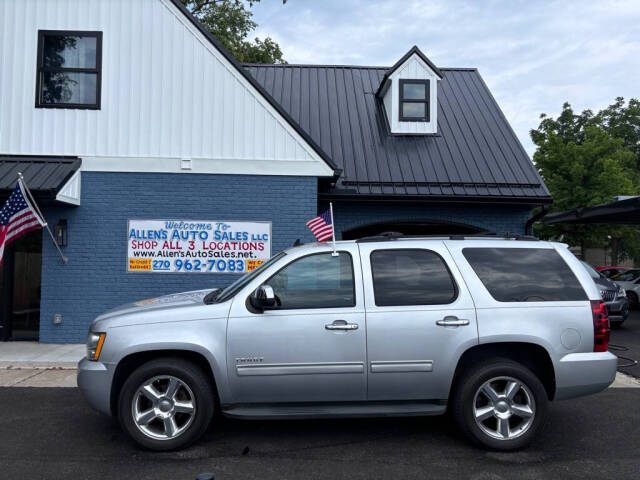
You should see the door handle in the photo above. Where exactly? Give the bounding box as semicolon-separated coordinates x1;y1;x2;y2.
325;320;359;331
436;316;470;327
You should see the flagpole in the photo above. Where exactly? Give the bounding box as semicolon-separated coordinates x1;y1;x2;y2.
329;202;338;256
17;172;68;264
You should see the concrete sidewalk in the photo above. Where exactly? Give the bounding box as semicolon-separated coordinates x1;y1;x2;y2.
0;342;84;368
0;342;85;387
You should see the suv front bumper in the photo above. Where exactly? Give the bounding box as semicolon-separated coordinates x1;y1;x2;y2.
554;351;617;400
77;357;115;416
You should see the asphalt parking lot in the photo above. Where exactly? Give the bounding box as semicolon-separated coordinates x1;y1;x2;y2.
0;386;639;480
611;310;640;378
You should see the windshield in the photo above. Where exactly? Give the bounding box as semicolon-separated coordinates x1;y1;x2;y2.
581;261;601;279
213;251;287;303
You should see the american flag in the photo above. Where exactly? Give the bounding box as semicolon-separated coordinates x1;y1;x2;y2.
0;180;44;264
306;209;334;242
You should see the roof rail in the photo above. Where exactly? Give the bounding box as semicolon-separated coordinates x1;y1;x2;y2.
356;232;539;243
449;232;539;241
356;232;405;243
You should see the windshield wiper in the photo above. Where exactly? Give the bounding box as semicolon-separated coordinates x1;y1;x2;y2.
203;288;222;305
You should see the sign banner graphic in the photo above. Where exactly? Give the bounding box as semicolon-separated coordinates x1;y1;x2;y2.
127;219;271;274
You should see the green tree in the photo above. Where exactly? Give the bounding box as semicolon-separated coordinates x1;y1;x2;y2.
594;97;640;161
531;101;640;263
181;0;286;64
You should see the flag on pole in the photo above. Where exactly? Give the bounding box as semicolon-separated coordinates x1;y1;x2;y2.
306;209;334;242
0;180;45;265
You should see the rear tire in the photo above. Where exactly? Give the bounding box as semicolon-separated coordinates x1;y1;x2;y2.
118;358;215;451
451;359;548;451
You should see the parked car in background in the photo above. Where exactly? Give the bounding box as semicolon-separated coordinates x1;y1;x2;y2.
596;266;630;278
612;268;640;307
581;262;629;326
78;237;616;452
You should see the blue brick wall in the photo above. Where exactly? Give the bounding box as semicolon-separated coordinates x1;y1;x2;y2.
40;173;317;343
324;202;532;239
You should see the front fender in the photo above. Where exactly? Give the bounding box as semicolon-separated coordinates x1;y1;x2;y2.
101;317;231;404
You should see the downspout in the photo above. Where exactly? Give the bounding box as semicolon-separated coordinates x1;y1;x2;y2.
525;205;550;236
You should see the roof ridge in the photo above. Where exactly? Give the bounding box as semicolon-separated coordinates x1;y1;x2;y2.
243;63;477;72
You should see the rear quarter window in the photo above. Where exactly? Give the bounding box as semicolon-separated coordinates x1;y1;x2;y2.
462;247;587;302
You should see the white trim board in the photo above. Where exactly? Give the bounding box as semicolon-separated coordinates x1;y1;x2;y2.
80;156;330;176
55;170;81;205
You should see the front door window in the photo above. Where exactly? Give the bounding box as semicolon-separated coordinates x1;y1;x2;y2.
264;252;355;309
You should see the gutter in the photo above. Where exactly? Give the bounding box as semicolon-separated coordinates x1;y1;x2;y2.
525;205;550;235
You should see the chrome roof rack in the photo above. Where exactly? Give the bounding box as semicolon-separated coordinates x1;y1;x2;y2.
356;231;539;243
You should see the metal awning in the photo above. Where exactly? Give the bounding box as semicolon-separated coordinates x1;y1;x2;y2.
544;196;640;225
0;156;81;205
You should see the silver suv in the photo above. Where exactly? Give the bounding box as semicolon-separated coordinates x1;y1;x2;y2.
78;237;617;451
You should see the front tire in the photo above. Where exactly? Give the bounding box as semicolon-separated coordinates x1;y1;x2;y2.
451;359;548;451
118;358;215;451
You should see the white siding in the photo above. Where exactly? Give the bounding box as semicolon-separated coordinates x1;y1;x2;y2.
0;0;333;176
382;53;439;135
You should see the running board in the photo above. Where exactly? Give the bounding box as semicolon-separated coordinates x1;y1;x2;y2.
221;401;446;419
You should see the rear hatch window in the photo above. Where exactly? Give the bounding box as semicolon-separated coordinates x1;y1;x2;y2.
462;247;587;302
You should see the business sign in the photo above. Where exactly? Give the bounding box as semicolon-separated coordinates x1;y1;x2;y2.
127;219;271;274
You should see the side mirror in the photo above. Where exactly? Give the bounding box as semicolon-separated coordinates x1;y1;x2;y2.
250;285;277;311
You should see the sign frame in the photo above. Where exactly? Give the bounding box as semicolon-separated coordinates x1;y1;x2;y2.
126;218;272;274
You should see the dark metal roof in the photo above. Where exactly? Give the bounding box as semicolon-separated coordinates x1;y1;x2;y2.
0;156;81;202
244;63;551;204
168;0;338;176
544;197;640;225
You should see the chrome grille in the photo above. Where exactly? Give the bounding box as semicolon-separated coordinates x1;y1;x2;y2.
600;290;616;302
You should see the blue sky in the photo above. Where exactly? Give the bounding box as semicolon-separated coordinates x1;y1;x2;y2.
251;0;640;155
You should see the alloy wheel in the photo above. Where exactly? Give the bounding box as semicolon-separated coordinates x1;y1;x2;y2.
131;375;197;440
472;376;536;441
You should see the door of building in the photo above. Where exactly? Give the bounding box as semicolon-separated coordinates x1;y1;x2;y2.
0;230;42;341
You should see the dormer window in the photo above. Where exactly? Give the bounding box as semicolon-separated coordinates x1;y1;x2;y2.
376;46;442;135
399;79;429;122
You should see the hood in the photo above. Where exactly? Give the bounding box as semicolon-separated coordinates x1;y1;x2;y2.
614;280;637;289
91;288;226;330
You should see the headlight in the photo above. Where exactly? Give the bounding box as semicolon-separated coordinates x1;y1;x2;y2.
86;332;106;361
618;286;626;297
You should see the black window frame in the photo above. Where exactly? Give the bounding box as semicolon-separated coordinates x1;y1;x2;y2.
35;30;103;110
370;248;458;307
398;79;430;122
255;251;357;311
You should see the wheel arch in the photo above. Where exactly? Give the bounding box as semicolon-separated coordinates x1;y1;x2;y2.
110;348;220;416
450;342;556;401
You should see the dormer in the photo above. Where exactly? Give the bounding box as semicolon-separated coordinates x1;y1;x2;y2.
377;46;443;135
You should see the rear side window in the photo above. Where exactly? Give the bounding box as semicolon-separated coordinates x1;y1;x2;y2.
462;248;587;302
370;249;457;306
613;269;640;282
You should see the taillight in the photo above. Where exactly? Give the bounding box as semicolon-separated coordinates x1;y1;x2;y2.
591;300;610;352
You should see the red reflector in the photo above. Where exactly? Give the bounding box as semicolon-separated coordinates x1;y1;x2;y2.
591;300;610;352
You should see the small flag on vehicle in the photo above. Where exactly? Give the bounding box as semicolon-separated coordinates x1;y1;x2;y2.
306;209;334;242
0;179;45;265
